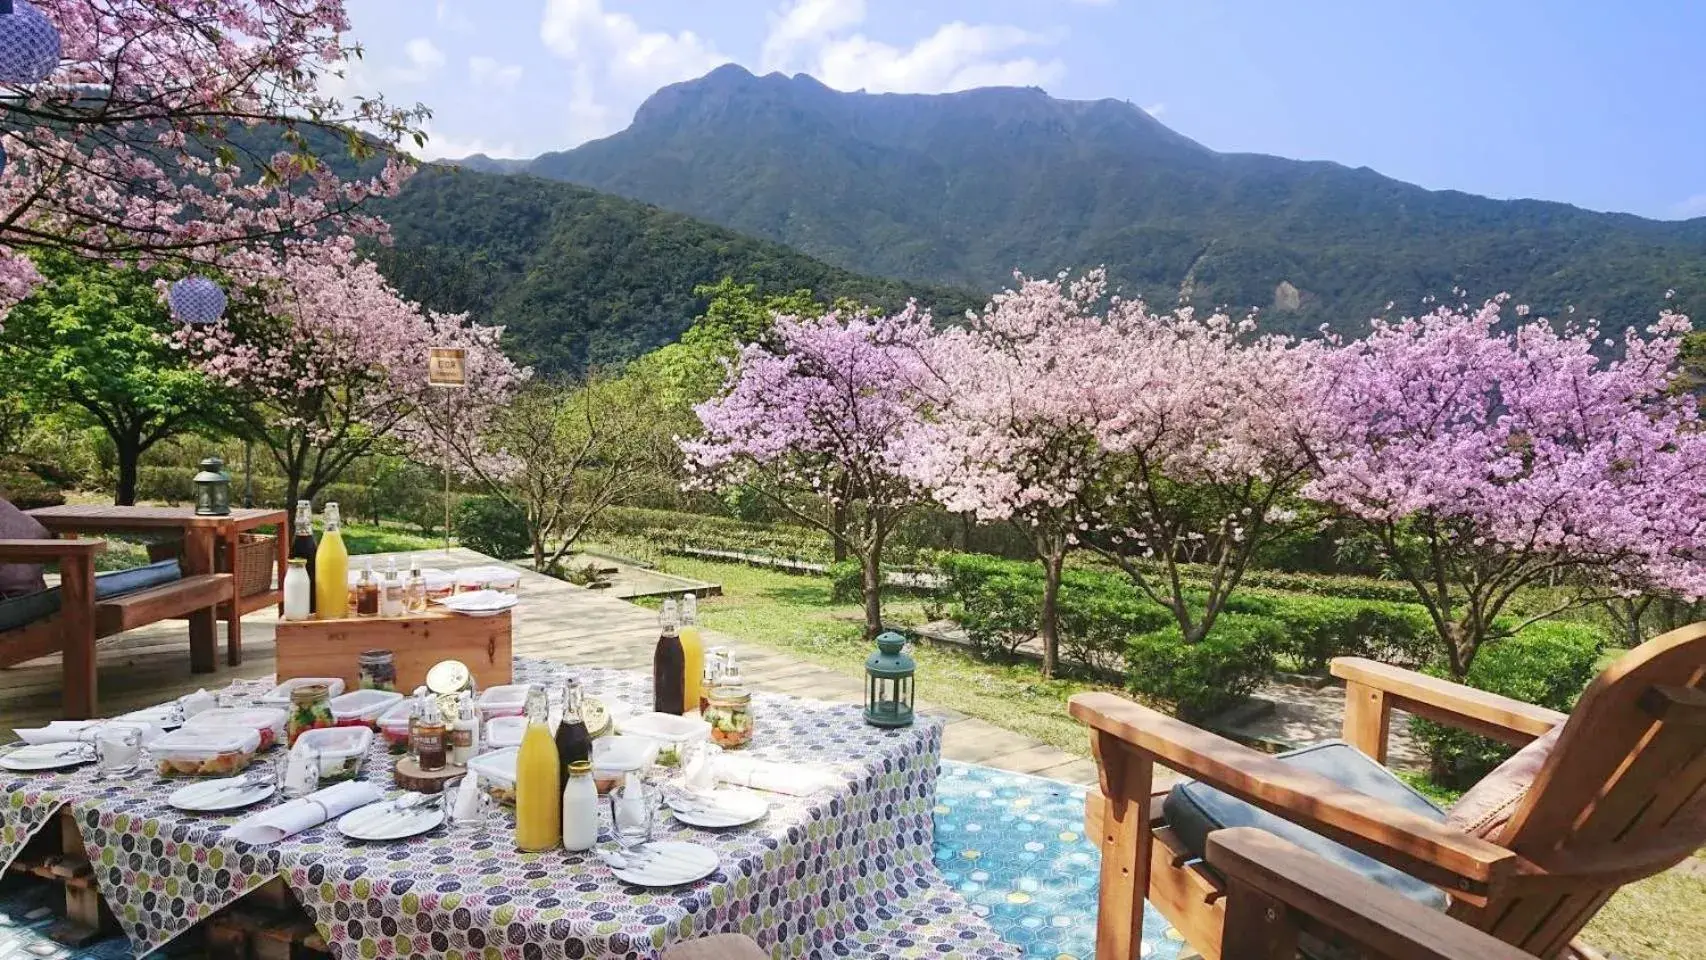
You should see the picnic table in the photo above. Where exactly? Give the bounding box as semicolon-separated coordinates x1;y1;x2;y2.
0;659;1011;959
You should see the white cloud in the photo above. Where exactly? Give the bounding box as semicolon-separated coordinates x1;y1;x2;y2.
405;37;445;72
1674;193;1706;219
470;55;524;92
539;0;730;142
813;22;1064;94
763;0;867;72
435;0;473;32
414;121;517;162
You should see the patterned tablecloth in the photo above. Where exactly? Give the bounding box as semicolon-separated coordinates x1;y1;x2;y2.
0;658;993;960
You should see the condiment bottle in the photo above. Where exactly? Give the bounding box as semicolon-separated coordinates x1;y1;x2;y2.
705;652;753;749
313;502;349;618
404;558;427;614
553;680;592;789
355;558;379;617
289;499;317;614
282;559;312;621
379;557;404;617
448;692;479;766
701;647;727;715
561;760;598;852
652;599;686;715
413;689;447;771
679;593;705;716
514;685;562;851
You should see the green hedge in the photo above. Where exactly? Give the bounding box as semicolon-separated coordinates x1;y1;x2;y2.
454;496;530;560
1126;615;1282;720
1410;621;1604;788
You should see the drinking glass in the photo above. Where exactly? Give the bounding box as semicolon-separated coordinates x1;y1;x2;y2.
282;747;321;799
611;780;656;849
442;776;493;838
92;727;142;781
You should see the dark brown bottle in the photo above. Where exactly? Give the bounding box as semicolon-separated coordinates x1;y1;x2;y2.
289;500;317;613
554;680;592;790
652;599;686;715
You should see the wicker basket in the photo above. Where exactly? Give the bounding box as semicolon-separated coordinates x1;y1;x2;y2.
223;533;277;597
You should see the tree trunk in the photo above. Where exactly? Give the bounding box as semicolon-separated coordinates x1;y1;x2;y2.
113;433;141;506
832;497;849;563
861;552;883;640
1039;547;1064;679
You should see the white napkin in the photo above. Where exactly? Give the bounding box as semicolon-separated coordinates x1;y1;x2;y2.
15;719;163;746
226;780;382;845
714;755;839;796
180;690;216;718
453;773;480;821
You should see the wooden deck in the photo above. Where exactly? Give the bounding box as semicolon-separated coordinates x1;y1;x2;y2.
1;548;1099;784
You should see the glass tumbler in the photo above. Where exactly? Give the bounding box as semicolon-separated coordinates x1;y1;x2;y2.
611;780;656;850
93;727;142;780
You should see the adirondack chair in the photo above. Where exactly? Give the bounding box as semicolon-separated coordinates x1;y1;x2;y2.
1072;620;1706;960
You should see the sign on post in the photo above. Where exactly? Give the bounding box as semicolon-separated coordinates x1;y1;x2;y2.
428;347;468;388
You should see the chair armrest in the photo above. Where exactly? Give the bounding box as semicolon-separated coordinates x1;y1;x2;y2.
0;539;107;560
1332;657;1566;746
1069;691;1524;896
1206;828;1536;960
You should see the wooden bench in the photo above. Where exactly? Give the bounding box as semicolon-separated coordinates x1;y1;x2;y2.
0;538;232;718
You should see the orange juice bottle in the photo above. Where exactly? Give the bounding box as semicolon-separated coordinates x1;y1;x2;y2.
514;685;562;851
679;593;704;715
313;503;349;618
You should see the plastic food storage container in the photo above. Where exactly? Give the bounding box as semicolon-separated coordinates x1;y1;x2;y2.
292;725;372;781
468;747;518;805
477;684;530;720
256;677;346;706
150;726;261;777
420;568;455;601
483;715;525;750
620;713;711;768
453;569;485;595
591;735;658;794
376;700;414;754
329;689;403;728
183;707;287;752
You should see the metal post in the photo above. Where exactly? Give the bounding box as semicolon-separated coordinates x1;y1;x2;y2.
444;432;452;555
242;439;254;508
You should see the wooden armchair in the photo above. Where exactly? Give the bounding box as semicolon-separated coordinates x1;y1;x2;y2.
0;539;231;718
1072;621;1706;960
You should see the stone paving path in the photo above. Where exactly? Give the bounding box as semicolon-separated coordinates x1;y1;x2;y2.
2;548;1099;783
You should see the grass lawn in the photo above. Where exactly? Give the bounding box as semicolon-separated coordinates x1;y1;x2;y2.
624;548;1702;960
613;549;1121;757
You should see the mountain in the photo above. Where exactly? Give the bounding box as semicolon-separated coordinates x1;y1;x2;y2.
487;64;1706;337
368;167;981;375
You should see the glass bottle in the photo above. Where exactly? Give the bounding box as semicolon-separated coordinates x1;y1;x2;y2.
404;558;427;614
448;691;479;766
553;680;592;788
412;689;447;771
282;559;312;621
313;503;349;618
380;557;404;617
289;500;318;614
514;685;562;851
679;593;705;717
705;652;753;749
561;760;598;852
701;647;728;715
286;683;334;748
652;598;686;715
355;558;379;616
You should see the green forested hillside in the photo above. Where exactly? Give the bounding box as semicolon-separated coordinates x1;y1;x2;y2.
368;167;980;375
507;65;1706;337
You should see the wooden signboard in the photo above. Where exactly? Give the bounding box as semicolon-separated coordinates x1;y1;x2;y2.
274;610;512;692
427;347;467;388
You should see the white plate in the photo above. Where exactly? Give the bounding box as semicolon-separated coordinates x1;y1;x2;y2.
608;841;719;887
336;800;445;841
667;789;768;829
115;704;184;730
0;743;94;771
435;591;518;617
169;777;276;812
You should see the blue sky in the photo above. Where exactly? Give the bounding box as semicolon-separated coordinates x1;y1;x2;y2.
338;0;1706;220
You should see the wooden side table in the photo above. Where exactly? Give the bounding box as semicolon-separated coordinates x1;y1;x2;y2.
274;610;514;692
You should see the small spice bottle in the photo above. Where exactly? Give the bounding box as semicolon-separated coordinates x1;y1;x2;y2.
448;691;479;766
411;688;447;771
355;559;379;616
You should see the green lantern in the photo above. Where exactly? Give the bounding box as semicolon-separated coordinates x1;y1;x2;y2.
193;456;231;516
864;631;915;728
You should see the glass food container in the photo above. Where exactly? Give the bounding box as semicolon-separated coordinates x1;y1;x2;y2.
286;684;335;747
151;727;261;777
291;725;372;781
328;688;403;728
183;707;287;752
358;649;397;691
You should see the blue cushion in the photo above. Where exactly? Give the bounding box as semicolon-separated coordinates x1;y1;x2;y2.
1162;739;1450;909
0;559;182;633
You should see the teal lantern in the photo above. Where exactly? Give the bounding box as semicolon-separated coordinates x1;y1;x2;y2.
193;456;231;516
864;631;915;728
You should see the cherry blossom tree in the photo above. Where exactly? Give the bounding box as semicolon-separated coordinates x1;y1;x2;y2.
682;305;935;639
176;237;523;512
0;0;426;316
904;272;1115;676
1303;297;1706;677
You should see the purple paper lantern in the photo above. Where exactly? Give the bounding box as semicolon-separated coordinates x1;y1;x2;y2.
168;276;228;325
0;0;61;85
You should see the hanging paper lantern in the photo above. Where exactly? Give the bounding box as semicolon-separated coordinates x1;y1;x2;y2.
168;276;228;325
0;0;61;85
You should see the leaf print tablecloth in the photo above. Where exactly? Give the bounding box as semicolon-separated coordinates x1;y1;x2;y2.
0;660;998;959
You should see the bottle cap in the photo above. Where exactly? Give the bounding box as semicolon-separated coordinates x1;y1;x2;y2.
567;760;592;776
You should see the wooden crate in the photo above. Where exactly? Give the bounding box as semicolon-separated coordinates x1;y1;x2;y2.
273;610;512;692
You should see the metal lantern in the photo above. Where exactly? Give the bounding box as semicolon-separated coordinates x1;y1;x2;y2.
0;0;59;85
864;631;915;728
192;456;231;516
167;275;227;325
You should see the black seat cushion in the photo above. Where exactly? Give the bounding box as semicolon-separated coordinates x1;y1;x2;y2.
0;559;182;633
1162;739;1449;909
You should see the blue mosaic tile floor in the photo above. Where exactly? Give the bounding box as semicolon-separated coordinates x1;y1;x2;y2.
934;761;1185;960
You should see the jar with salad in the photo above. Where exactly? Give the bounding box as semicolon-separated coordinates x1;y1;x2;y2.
703;652;753;749
286;683;335;747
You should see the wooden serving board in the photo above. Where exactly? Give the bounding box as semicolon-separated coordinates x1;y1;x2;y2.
393;757;468;794
273;610;512;692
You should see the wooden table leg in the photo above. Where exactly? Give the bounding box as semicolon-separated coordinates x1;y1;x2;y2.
183;528;217;673
1092;730;1155;960
275;518;289;617
223;524;243;667
59;553;97;720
